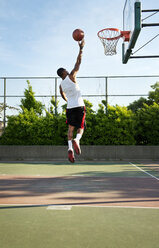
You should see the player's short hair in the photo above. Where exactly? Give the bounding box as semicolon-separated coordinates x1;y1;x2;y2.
57;68;65;77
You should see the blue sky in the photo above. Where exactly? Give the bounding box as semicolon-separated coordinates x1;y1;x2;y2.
0;0;159;76
0;0;159;113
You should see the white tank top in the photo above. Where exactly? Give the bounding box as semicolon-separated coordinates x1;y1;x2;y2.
60;75;85;109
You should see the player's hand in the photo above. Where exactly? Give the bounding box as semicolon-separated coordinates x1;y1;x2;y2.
78;39;85;50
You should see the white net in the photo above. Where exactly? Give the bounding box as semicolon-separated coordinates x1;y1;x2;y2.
98;29;121;55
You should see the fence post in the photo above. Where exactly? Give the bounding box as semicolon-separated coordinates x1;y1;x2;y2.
3;78;6;130
55;77;57;116
105;77;108;114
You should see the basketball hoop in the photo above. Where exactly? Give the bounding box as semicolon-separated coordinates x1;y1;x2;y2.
97;28;130;56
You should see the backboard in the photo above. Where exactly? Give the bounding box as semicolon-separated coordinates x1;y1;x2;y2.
122;0;141;63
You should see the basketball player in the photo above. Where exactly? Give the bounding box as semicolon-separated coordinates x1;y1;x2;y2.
57;39;86;163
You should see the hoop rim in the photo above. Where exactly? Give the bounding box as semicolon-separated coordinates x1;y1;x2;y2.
97;28;121;40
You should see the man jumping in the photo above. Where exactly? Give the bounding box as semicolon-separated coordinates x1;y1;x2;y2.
57;39;86;163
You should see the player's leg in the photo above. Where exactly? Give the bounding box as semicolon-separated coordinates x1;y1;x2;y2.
72;107;86;155
72;128;83;155
68;125;75;163
68;124;75;140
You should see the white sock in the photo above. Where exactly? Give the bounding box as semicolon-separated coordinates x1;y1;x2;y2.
76;133;82;141
68;140;73;150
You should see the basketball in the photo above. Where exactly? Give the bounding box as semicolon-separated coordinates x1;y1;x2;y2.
72;29;84;41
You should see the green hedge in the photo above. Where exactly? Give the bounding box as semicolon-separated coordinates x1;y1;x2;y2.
134;103;159;145
81;105;136;145
0;109;68;145
0;104;137;145
1;102;159;146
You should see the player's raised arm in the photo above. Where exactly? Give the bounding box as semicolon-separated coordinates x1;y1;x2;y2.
70;39;85;80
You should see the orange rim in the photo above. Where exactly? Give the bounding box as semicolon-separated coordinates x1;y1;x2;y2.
97;28;121;40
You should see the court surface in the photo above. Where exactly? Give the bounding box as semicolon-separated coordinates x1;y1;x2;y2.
0;161;159;248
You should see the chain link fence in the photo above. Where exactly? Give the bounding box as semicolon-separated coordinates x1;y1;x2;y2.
1;75;159;133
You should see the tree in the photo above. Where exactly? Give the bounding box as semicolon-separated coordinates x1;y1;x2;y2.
20;80;44;115
61;103;67;114
148;82;159;104
127;97;148;113
49;96;59;115
127;82;159;112
135;103;159;145
83;99;95;114
2;81;159;146
0;103;19;120
81;103;136;145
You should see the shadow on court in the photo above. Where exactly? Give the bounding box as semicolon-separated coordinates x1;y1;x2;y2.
0;170;159;207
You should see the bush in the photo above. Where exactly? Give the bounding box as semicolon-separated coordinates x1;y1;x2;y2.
86;105;135;145
81;104;136;145
0;104;136;145
134;103;159;145
0;109;68;145
1;80;158;146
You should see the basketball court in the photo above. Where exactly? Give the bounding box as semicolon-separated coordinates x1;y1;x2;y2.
0;161;159;248
1;1;159;247
0;161;159;207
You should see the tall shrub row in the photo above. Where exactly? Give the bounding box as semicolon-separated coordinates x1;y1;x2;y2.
0;81;159;145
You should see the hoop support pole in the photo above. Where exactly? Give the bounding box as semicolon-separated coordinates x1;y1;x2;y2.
142;9;159;13
142;23;159;27
130;55;159;59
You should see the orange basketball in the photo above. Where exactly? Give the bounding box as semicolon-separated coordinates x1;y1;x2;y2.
72;29;84;41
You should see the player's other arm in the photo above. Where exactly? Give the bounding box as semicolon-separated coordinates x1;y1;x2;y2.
70;39;85;81
59;85;67;102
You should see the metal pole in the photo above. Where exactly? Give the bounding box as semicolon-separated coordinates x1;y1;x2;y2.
55;78;57;116
142;9;159;12
142;23;159;27
3;78;6;130
105;77;108;114
130;55;159;59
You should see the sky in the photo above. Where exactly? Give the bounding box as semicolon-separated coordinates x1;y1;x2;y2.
0;0;159;113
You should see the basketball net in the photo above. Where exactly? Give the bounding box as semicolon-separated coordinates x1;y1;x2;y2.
97;28;130;56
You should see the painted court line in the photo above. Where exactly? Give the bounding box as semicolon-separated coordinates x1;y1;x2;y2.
0;204;159;210
73;205;159;209
47;205;72;210
46;205;159;210
129;162;159;181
